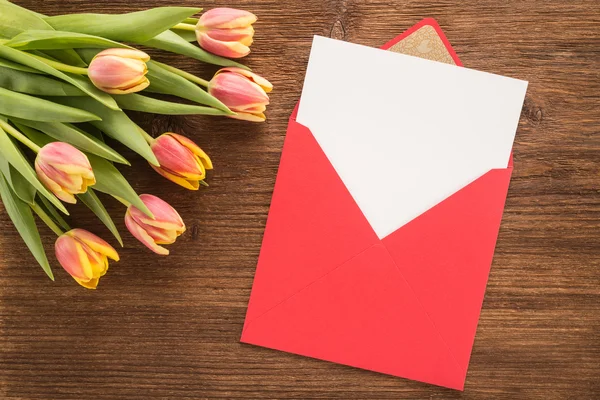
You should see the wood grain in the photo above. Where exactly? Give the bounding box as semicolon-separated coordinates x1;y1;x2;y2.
1;1;599;399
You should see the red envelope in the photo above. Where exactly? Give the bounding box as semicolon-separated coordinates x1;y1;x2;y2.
241;19;514;390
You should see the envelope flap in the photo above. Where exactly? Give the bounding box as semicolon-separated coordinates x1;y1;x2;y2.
242;243;467;390
382;166;513;371
243;117;379;330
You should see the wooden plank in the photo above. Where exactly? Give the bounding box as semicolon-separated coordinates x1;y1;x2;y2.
0;0;598;398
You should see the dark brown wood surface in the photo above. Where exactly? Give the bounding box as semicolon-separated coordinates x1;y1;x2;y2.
1;0;599;399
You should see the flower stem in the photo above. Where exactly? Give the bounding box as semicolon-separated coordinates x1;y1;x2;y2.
0;119;41;153
173;23;197;31
27;53;89;75
152;60;210;87
31;203;65;236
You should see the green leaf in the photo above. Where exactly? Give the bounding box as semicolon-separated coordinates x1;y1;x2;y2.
0;124;67;214
6;30;131;50
42;48;87;67
0;170;53;280
12;118;129;165
0;87;99;122
171;28;197;42
87;154;153;218
78;122;104;141
141;29;248;69
0;44;120;110
0;1;53;39
0;65;84;96
38;194;70;232
0;57;43;73
146;61;229;111
13;122;53;147
115;93;232;116
78;189;123;246
0;150;36;204
44;7;201;43
52;96;158;166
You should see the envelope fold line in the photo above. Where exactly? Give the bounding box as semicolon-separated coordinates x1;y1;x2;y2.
242;243;381;335
380;244;466;378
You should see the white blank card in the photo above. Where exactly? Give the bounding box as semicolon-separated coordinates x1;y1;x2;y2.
297;36;528;239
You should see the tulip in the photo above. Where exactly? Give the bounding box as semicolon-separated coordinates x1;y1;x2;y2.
195;8;257;58
88;48;150;94
150;133;213;190
35;142;95;204
125;194;186;255
208;67;272;122
55;229;119;289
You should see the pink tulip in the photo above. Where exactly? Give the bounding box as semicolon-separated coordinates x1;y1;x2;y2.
88;48;150;94
55;229;119;289
208;67;273;122
196;8;257;58
125;194;186;255
150;133;213;190
35;142;95;204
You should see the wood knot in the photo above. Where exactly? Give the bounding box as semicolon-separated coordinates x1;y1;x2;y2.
330;20;346;40
190;223;200;241
522;98;543;126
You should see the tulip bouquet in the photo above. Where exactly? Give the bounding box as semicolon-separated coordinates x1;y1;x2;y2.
0;1;272;288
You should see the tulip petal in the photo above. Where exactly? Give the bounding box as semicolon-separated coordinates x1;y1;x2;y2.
89;57;148;89
197;32;250;58
35;162;78;203
101;79;150;94
151;134;205;180
95;48;150;62
135;194;185;231
143;224;180;244
217;67;272;92
236;103;267;113
38;142;92;170
68;228;120;261
205;26;254;44
199;8;257;30
151;164;200;190
125;211;170;255
55;234;94;280
73;276;99;289
228;112;266;122
209;72;269;111
170;133;213;170
82;245;108;277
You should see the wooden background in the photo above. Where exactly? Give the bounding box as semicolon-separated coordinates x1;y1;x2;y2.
1;0;599;399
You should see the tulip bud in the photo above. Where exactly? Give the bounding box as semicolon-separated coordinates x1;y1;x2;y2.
196;8;257;58
125;194;186;255
55;229;119;289
150;133;213;190
35;142;95;204
208;67;272;122
88;48;150;94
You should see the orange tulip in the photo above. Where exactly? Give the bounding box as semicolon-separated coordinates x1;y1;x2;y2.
125;194;186;255
150;133;213;190
55;229;119;289
208;67;272;122
88;48;150;94
196;8;257;58
35;142;95;204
